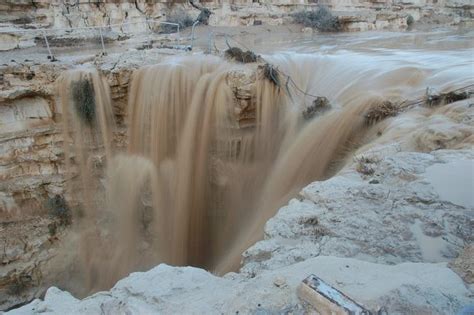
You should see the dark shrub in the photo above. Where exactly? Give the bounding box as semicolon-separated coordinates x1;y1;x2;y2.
260;63;281;87
71;77;96;126
47;195;72;226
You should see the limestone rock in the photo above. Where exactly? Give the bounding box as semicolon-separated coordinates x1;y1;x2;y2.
7;257;472;315
0;217;66;310
241;149;474;276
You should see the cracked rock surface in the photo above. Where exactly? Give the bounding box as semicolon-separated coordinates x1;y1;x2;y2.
242;149;474;275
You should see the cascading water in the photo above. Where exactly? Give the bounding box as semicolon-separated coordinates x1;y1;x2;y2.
58;47;473;294
57;69;118;292
58;69;116;212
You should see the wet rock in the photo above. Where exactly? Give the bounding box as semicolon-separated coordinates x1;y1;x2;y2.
226;67;258;127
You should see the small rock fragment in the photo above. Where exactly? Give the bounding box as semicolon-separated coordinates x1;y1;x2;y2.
273;276;287;288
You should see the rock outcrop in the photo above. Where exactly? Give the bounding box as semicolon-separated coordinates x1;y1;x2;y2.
0;49;185;220
242;149;474;276
0;49;186;310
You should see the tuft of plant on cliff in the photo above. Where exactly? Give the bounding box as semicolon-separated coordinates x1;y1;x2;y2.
224;47;258;63
71;77;96;126
47;195;72;227
292;6;341;32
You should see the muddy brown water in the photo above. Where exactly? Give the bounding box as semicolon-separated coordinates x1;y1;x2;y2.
425;159;474;209
55;28;473;295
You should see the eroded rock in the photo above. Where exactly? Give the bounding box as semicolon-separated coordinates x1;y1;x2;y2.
242;149;474;275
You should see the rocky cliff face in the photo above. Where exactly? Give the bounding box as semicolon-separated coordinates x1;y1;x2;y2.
1;62;65;220
0;0;472;37
0;49;184;309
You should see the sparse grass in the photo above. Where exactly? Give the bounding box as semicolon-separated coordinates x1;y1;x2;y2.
292;6;341;32
71;78;96;126
161;9;194;34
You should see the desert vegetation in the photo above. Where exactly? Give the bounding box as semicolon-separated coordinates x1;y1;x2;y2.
71;77;96;126
292;6;341;32
162;8;194;33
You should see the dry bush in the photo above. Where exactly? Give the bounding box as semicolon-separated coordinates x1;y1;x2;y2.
224;47;258;63
364;101;399;125
162;9;194;33
292;6;341;32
